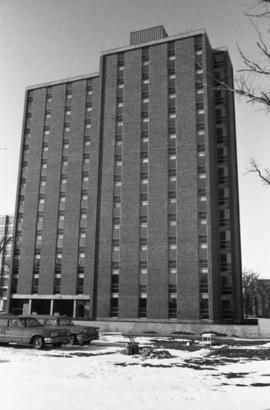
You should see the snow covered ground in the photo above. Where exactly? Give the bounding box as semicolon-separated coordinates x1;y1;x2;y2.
1;334;270;410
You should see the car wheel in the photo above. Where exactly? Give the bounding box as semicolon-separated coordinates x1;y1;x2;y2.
32;336;44;350
70;334;77;345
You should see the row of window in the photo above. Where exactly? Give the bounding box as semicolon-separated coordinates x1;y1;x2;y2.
31;90;52;293
167;42;178;319
214;59;233;310
138;54;150;319
109;54;125;313
194;36;209;320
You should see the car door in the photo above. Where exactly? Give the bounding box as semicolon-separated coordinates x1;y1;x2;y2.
0;318;8;342
6;318;23;344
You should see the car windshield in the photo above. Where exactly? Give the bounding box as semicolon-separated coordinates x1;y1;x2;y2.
59;318;73;326
20;318;42;327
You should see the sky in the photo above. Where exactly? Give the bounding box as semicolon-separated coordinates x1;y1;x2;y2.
0;0;269;278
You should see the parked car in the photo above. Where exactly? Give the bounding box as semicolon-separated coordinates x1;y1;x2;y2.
0;315;71;349
32;315;99;345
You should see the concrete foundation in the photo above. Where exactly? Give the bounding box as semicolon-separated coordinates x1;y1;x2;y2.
75;319;270;339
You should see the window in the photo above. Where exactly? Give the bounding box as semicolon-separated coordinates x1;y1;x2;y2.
139;215;147;224
139;287;148;297
198;166;206;175
54;277;61;293
113;217;120;225
110;297;118;317
138;298;147;318
168;106;176;115
194;36;203;51
117;77;124;86
117;96;124;104
169;237;176;246
169;284;177;294
200;296;209;319
142;47;149;62
199;235;207;245
168;260;176;269
58;215;64;229
118;53;125;67
214;53;224;68
168;297;177;318
199;259;208;269
168;42;176;57
84;136;91;146
111;275;119;293
168;64;176;76
139;261;147;269
195;82;204;93
168;213;176;222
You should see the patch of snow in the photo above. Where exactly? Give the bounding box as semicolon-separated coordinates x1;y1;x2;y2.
0;337;270;410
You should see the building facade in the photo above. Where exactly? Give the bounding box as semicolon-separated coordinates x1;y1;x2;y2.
0;215;14;311
8;26;242;322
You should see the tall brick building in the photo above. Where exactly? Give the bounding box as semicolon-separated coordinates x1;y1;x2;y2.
0;215;14;311
8;26;242;322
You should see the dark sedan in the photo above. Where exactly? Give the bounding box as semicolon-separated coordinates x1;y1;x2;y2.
32;315;99;345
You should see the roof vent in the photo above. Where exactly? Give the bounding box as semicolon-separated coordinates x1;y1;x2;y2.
130;25;168;45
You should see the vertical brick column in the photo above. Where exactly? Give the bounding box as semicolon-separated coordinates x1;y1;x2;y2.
204;38;219;321
96;55;117;318
118;49;141;318
147;43;169;319
18;88;46;294
84;76;101;317
39;84;66;294
61;81;86;294
176;38;200;320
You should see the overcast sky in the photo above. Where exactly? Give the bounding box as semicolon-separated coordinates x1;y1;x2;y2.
0;0;269;278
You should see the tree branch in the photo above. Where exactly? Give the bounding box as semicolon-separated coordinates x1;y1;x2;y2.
237;43;270;76
245;159;270;185
244;0;270;17
0;237;12;253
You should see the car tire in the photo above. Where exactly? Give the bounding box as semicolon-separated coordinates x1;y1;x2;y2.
32;336;44;350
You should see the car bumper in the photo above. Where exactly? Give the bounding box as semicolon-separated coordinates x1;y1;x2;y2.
44;337;70;345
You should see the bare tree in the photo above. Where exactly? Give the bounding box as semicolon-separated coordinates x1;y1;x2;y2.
234;1;270;185
244;0;270;19
242;269;259;317
0;237;12;254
